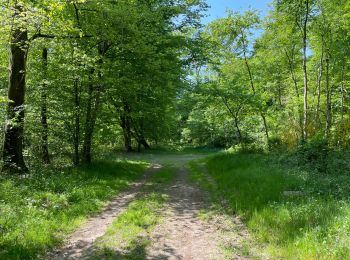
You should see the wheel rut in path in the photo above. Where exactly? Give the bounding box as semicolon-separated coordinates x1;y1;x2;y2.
147;166;224;260
49;165;161;260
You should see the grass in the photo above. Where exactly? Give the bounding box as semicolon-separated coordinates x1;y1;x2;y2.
190;152;350;259
92;166;175;259
92;193;167;259
0;160;148;259
149;166;176;184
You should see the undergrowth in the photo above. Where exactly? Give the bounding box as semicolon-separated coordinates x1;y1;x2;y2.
0;160;148;259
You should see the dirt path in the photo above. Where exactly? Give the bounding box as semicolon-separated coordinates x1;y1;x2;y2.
49;153;251;259
147;166;224;260
49;165;161;260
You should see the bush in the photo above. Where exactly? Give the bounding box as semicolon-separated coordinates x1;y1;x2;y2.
296;134;329;173
268;136;286;152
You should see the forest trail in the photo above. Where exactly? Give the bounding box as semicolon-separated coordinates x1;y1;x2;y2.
146;165;223;259
49;165;161;259
50;152;249;259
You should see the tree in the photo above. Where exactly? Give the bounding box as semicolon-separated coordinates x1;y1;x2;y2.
206;11;270;142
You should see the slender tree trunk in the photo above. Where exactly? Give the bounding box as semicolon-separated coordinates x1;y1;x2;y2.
325;56;332;138
82;43;107;163
315;36;324;127
234;116;243;144
111;98;133;152
82;70;95;164
220;96;243;144
285;48;299;97
261;113;269;140
277;76;283;107
302;0;310;141
2;4;28;173
243;52;269;141
121;102;133;152
340;63;345;121
285;48;304;138
73;78;80;166
41;48;50;164
82;74;103;163
240;29;269;141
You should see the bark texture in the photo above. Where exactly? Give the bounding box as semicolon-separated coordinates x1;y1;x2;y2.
2;4;29;173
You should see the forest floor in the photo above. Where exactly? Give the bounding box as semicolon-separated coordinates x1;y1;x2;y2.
5;150;349;259
49;151;252;259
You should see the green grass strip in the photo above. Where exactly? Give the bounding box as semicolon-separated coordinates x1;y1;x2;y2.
92;192;167;259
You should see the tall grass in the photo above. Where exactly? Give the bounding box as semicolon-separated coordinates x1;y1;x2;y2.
200;153;350;259
0;160;147;259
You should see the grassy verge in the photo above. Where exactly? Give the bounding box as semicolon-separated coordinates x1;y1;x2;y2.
92;166;175;259
0;160;148;259
190;153;350;259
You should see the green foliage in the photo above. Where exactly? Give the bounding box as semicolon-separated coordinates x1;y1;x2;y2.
295;134;329;173
0;160;147;259
268;136;286;152
180;0;350;152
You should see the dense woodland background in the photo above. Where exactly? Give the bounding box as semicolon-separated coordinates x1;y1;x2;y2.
0;0;350;172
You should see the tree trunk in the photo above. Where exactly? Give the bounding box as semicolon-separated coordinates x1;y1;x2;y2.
82;43;107;163
82;70;95;164
302;0;310;141
285;48;304;139
2;4;28;173
261;113;269;140
285;48;299;97
138;136;150;150
41;48;50;164
220;96;243;144
121;117;133;152
241;31;269;141
315;34;325;127
130;117;150;151
234;116;243;144
340;62;345;121
73;78;80;166
325;56;331;138
120;102;133;152
277;75;283;107
82;75;103;163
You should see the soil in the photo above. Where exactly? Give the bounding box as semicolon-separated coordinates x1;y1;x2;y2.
146;166;224;259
